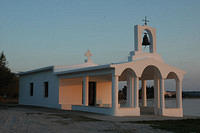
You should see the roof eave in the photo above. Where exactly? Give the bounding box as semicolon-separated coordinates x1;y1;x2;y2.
55;64;112;75
18;66;54;76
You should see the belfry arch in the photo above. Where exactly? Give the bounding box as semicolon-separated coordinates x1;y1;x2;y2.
142;29;153;53
134;25;157;53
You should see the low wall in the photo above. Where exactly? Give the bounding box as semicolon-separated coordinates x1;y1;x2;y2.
72;105;113;115
162;108;183;117
140;106;154;115
72;105;140;116
115;107;140;116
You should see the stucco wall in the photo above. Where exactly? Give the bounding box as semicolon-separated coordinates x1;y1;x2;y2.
96;80;112;105
59;78;82;110
19;70;60;109
59;76;112;110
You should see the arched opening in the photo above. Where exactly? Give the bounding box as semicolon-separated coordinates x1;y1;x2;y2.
165;72;179;108
118;68;136;107
140;65;162;115
141;29;153;53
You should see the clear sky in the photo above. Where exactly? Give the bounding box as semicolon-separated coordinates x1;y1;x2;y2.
0;0;200;91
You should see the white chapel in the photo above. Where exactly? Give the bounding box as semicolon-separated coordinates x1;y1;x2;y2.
19;22;185;117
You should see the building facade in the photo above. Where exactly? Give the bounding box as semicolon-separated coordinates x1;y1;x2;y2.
19;24;185;117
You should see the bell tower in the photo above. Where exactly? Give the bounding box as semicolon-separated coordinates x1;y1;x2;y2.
134;25;156;53
128;17;163;62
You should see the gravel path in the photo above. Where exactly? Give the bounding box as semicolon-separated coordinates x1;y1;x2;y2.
0;106;171;133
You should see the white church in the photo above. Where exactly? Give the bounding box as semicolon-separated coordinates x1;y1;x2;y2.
19;22;185;117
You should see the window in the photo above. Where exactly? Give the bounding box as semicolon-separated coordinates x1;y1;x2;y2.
44;82;48;98
30;83;33;96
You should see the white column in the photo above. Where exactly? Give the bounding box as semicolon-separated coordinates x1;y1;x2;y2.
154;79;160;108
83;76;89;106
157;79;160;108
160;78;165;110
112;74;119;112
142;80;147;107
130;76;134;107
127;76;131;107
154;79;157;108
127;75;134;107
134;77;139;108
176;79;183;108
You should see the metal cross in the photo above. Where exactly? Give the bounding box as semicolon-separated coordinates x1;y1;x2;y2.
142;16;149;25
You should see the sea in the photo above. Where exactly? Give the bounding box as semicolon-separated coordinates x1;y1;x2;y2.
142;98;200;116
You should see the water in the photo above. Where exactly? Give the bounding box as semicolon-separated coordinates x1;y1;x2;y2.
142;98;200;116
165;98;200;116
182;98;200;116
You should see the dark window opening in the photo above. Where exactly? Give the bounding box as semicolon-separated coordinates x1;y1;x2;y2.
44;82;48;98
30;83;33;96
89;82;96;106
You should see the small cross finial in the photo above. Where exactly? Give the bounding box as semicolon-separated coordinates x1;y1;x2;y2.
142;16;149;25
84;50;92;63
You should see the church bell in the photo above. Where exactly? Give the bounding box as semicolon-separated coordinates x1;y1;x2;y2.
142;33;150;46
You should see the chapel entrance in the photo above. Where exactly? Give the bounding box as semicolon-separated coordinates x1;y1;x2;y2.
140;65;162;115
89;82;96;106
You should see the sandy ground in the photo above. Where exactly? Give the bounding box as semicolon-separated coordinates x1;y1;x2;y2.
0;105;177;133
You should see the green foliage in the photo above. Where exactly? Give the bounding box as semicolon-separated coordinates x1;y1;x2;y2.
0;52;8;67
136;119;200;133
0;51;18;99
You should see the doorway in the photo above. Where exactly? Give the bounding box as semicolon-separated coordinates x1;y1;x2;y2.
89;82;96;106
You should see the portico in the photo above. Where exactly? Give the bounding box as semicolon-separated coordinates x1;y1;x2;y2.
57;23;185;117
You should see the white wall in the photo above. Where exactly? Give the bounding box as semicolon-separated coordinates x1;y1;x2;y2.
19;70;60;109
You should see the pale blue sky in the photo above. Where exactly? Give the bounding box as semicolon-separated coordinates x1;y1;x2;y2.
0;0;200;91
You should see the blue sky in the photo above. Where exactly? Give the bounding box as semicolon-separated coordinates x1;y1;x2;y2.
0;0;200;91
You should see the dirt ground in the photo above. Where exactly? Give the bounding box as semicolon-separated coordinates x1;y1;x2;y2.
0;105;175;133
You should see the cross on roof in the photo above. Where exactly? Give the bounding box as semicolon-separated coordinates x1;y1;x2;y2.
84;50;92;63
142;16;149;25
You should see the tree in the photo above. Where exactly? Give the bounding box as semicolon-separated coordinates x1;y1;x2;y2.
0;52;8;67
139;86;154;99
0;51;18;99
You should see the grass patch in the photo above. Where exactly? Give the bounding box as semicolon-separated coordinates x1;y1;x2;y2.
102;128;135;133
26;112;43;115
132;119;200;133
48;113;101;126
48;113;101;122
53;120;70;125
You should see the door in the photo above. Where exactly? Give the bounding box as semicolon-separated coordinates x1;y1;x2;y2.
89;82;96;106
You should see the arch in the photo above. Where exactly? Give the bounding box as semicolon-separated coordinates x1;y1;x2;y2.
119;68;136;81
116;66;138;78
141;65;162;80
166;72;180;81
